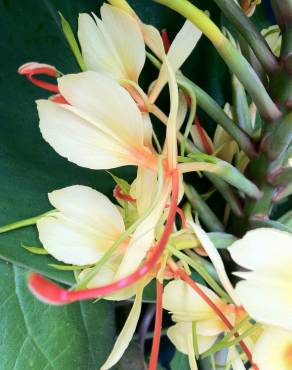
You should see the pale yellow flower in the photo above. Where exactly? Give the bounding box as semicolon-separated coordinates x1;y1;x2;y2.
229;228;292;331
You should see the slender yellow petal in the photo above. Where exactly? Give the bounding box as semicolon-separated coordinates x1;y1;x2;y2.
189;222;240;305
101;284;144;370
253;326;292;370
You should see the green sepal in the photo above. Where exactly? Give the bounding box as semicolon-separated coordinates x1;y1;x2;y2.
21;244;48;255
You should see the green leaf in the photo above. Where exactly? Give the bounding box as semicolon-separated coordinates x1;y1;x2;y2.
0;260;116;370
170;351;190;370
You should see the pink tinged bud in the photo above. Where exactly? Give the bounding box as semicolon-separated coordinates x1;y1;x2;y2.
113;185;136;202
28;169;179;304
161;29;171;52
18;62;59;93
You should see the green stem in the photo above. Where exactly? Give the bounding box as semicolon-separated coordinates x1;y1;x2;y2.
155;0;281;121
0;210;55;233
177;75;256;157
184;183;225;232
213;0;279;73
271;0;292;28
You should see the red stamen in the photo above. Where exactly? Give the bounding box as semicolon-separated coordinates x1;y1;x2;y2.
113;185;136;202
148;280;163;370
49;94;69;104
194;116;213;155
175;267;258;369
28;169;179;304
18;62;59;93
165;204;186;229
161;30;171;52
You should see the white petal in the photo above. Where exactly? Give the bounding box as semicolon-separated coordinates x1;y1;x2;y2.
58;72;144;149
134;167;158;216
141;23;165;61
37;100;142;170
101;284;144;370
228;228;292;274
142;113;154;150
150;20;202;102
234;273;292;331
167;322;217;355
49;185;124;239
37;215;108;265
253;326;292;370
227;347;246;370
189;222;240;305
114;180;171;279
177;90;188;130
163;280;219;321
100;4;145;82
78;13;123;79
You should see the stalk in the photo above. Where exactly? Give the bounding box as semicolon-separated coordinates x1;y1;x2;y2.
184;183;225;232
213;0;279;72
271;0;292;28
154;0;281;121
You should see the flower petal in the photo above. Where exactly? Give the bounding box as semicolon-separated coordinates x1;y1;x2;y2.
100;284;144;370
190;222;240;305
114;180;171;279
163;280;219;322
253;326;292;370
228;228;292;274
100;4;145;81
167;322;217;355
58;71;144;149
48;185;124;238
234;272;292;331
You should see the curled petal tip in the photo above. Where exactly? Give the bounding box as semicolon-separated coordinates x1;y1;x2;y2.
28;272;70;305
18;62;57;76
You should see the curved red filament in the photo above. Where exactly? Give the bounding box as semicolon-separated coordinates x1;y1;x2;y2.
165;204;186;229
161;30;171;52
148;280;163;370
28;169;179;304
177;268;258;369
113;185;136;202
18;62;59;93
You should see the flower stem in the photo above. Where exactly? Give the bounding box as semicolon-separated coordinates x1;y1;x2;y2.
148;280;163;370
213;0;279;73
155;0;281;121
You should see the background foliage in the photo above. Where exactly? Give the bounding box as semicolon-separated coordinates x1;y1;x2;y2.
0;0;276;369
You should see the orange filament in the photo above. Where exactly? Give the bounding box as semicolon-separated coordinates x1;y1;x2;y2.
167;263;258;369
148;280;163;370
113;185;136;202
161;29;171;52
18;62;59;93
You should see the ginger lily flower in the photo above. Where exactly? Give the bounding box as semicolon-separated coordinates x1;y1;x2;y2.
37;71;157;171
163;280;236;368
229;228;292;331
78;4;145;82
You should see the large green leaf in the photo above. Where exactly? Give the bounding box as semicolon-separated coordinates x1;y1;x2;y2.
0;260;116;369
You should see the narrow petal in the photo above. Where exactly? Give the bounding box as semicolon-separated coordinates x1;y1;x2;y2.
48;185;124;238
253;327;292;370
150;20;202;102
100;4;145;82
228;228;292;274
141;23;165;61
234;273;292;331
114;180;171;279
142;113;154;150
134;167;158;216
100;284;144;370
190;222;240;305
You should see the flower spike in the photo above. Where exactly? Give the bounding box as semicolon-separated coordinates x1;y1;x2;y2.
28;169;179;304
18;62;59;93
